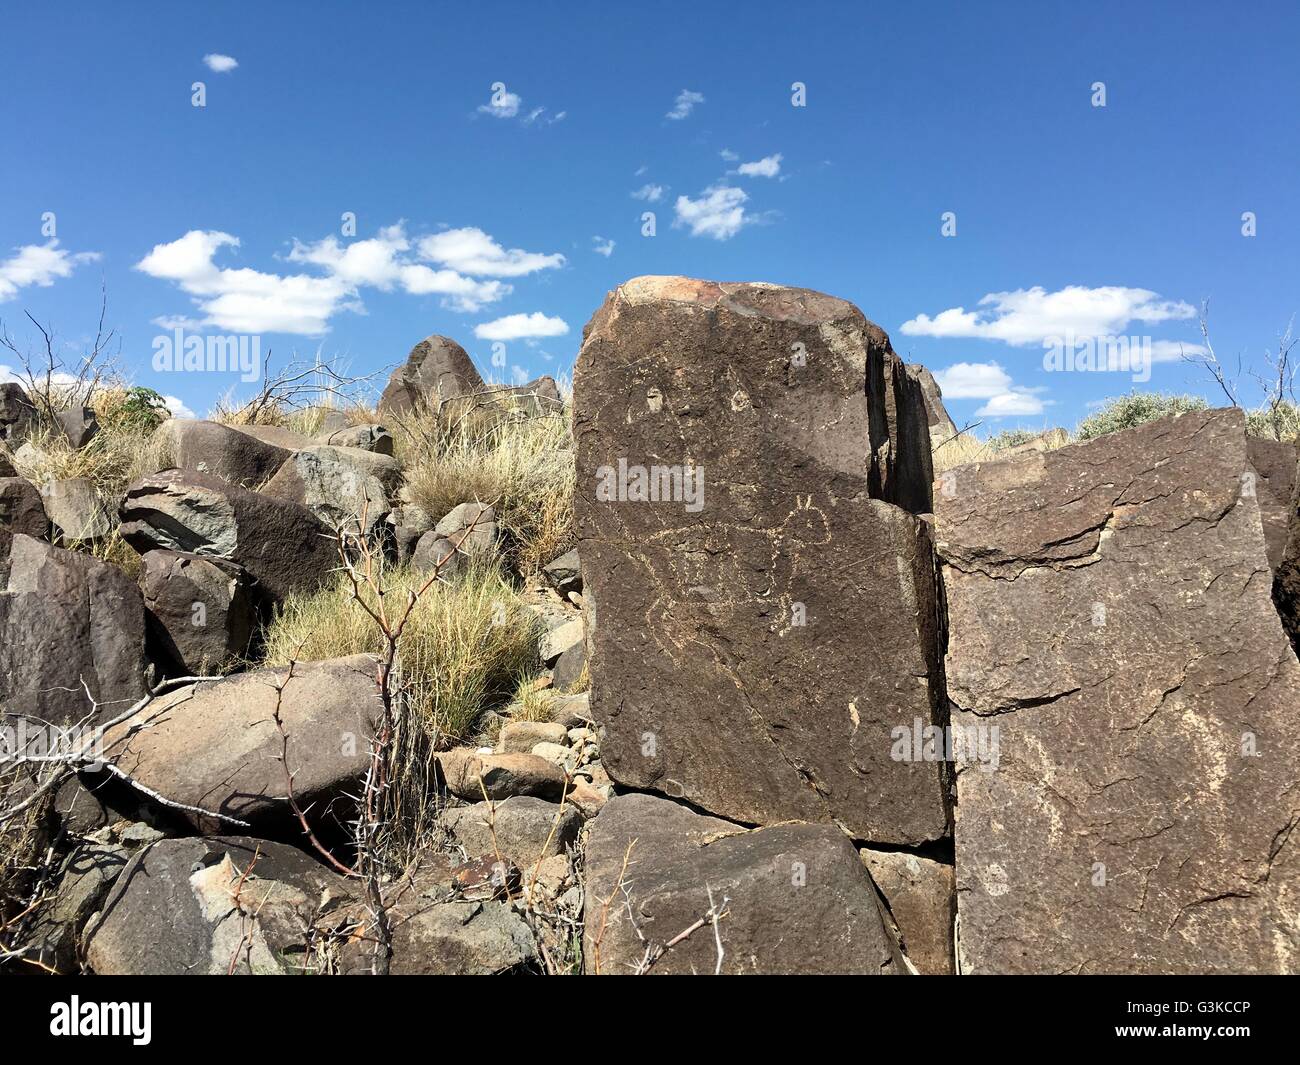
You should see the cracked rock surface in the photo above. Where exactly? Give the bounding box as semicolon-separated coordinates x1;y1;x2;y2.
936;408;1300;973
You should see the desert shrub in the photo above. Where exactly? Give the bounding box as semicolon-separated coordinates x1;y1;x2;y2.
260;560;543;745
1246;399;1300;442
1076;392;1209;441
986;428;1038;452
400;399;574;577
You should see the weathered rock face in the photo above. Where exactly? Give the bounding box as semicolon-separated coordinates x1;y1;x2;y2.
542;547;581;596
1245;436;1298;572
0;450;14;478
313;422;395;455
120;469;338;606
380;334;485;415
100;656;380;830
0;476;49;538
152;419;292;487
0;383;36;445
1276;447;1300;654
434;501;497;553
139;549;255;674
0;531;148;727
860;849;955;974
573;276;946;844
56;406;99;449
906;363;959;452
583;794;905;975
262;444;402;534
936;409;1300;974
39;476;112;541
435;749;569;803
442;796;582;867
84;836;354;975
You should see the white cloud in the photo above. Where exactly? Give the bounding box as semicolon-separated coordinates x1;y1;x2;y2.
674;185;751;240
202;54;238;73
138;222;555;334
934;361;1045;419
162;394;196;418
901;285;1197;346
478;86;521;119
0;240;101;302
719;148;739;162
474;312;569;341
418;227;564;278
592;236;615;258
631;183;666;202
977;391;1045;418
666;89;705;120
736;153;783;178
933;362;1013;399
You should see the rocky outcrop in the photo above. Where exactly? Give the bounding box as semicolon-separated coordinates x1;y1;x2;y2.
313;422;394;455
120;469;338;606
936;409;1300;974
0;531;148;727
0;476;49;538
100;656;381;830
262;444;402;534
151;419;292;487
583;794;906;975
573;276;946;844
906;363;959;452
860;849;955;974
139;549;255;674
380;334;485;415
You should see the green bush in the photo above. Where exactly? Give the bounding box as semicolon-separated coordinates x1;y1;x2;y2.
1076;392;1209;440
1246;400;1300;442
986;428;1038;452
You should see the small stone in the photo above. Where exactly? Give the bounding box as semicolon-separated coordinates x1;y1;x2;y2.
498;720;568;754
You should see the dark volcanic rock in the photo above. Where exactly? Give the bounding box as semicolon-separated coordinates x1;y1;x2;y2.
0;476;50;538
1245;436;1298;572
860;848;955;975
120;468;338;607
152;419;292;487
906;363;959;452
542;547;581;596
56;406;100;449
582;794;906;975
0;531;148;727
139;549;255;674
936;409;1300;974
379;334;485;415
101;656;380;830
573;276;946;844
0;383;36;445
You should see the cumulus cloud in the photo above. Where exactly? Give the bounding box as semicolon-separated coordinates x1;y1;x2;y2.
901;286;1197;347
631;183;666;202
474;312;569;341
673;185;751;240
202;54;238;73
0;240;101;302
138;223;560;334
934;361;1045;419
162;395;196;418
666;89;705;120
592;236;615;258
736;153;783;178
418;227;565;278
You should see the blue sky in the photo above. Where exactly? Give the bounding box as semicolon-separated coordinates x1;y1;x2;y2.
1;1;1297;429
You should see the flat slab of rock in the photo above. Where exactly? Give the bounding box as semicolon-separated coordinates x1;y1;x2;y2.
152;419;292;486
0;531;148;726
583;794;905;975
573;276;946;844
101;655;380;829
435;749;568;803
936;409;1300;974
120;468;339;606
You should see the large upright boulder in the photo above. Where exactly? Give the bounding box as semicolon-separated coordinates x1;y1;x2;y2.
119;469;338;606
150;419;292;487
936;409;1300;974
573;277;945;844
101;656;381;829
583;794;906;975
0;531;148;726
0;383;36;445
138;549;255;674
40;476;112;541
0;476;49;538
380;335;485;415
